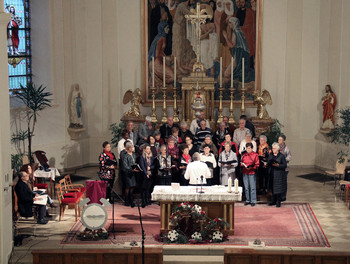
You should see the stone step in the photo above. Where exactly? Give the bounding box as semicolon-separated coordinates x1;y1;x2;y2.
164;255;223;264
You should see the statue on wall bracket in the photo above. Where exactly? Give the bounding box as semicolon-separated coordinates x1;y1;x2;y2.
320;84;336;133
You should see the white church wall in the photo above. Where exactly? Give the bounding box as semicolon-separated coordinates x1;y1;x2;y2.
0;10;14;264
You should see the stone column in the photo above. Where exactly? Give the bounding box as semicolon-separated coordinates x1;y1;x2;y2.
0;11;13;263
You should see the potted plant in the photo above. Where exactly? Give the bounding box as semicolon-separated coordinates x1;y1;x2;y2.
109;122;125;148
327;107;350;163
14;83;52;163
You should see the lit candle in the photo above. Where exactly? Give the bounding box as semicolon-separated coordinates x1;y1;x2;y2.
231;56;233;88
234;178;239;193
220;57;222;87
242;58;245;88
163;56;166;87
152;57;155;87
174;57;176;87
228;177;232;193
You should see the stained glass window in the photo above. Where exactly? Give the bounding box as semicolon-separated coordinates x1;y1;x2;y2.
4;0;31;93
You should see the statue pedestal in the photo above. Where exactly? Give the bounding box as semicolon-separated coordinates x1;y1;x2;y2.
251;118;275;138
67;127;86;140
180;71;216;124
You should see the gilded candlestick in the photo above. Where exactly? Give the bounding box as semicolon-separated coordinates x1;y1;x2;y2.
241;85;246;116
217;86;224;124
173;85;179;123
150;86;158;123
229;86;235;124
161;86;168;123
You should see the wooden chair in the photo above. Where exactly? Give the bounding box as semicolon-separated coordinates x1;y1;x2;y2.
64;174;87;195
55;181;82;221
325;160;346;188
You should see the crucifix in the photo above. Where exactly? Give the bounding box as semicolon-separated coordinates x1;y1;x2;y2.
185;2;212;72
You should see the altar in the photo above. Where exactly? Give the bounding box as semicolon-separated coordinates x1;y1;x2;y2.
151;185;242;235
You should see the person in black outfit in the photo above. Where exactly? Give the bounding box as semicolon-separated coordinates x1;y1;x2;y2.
98;141;117;201
15;171;47;224
139;144;155;208
240;115;255;139
160;116;178;140
267;142;287;208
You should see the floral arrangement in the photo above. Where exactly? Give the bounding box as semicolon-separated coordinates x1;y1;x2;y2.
155;202;229;244
77;228;108;241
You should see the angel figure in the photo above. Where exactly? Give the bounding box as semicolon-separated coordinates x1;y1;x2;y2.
253;89;272;119
123;88;144;118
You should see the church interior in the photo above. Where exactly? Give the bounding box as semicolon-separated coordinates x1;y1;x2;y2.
1;0;350;263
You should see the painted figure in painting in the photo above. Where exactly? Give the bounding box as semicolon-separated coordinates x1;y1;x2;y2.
172;0;196;73
235;0;256;69
321;84;336;130
219;0;234;68
6;5;22;55
222;17;250;83
149;0;173;56
148;20;175;87
70;84;83;128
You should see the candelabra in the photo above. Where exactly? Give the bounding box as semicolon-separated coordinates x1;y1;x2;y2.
150;86;158;123
229;86;236;124
241;85;246;116
217;86;224;124
161;86;168;123
173;85;179;123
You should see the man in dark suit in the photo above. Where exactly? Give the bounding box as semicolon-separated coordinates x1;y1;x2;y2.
15;171;48;224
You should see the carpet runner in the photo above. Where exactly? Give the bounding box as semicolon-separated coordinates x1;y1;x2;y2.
61;202;329;247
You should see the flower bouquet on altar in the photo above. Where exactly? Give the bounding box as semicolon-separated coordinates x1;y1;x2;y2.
77;228;108;241
154;202;229;244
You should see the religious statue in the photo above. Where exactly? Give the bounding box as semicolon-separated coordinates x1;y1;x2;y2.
321;84;336;131
122;88;144;119
69;84;83;128
253;89;272;119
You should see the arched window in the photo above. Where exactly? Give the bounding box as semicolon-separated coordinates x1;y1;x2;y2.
4;0;31;93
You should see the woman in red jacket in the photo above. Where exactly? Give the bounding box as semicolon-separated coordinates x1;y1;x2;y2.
241;143;260;206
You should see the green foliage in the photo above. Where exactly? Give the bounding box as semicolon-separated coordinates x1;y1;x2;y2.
14;82;52;162
261;119;284;146
11;129;29;155
327;108;350;162
11;153;23;172
109;122;126;148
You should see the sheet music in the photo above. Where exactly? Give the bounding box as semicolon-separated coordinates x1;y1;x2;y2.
33;194;47;205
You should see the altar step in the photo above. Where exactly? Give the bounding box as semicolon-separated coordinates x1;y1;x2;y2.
164;255;223;264
163;247;224;264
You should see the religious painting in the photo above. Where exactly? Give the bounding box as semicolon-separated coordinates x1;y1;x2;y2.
141;0;262;104
4;0;32;92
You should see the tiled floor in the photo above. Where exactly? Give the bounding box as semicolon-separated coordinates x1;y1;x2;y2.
9;166;350;263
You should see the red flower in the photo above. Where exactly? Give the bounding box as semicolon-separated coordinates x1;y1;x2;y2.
201;211;205;215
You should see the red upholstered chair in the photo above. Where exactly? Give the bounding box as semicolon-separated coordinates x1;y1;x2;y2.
55;181;82;221
64;174;87;195
57;178;84;200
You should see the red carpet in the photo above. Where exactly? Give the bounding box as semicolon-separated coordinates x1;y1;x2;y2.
61;202;329;247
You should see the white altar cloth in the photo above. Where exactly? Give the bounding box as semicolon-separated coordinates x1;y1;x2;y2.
152;185;242;202
33;168;60;181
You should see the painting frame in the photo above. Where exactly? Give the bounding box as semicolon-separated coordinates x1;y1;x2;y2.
141;0;263;106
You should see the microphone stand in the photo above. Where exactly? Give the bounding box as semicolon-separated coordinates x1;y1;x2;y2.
137;202;145;264
198;175;204;194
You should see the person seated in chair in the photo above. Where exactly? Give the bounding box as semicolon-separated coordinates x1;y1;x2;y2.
15;171;48;224
20;164;57;210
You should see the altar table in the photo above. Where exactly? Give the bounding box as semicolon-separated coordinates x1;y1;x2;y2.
151;185;242;235
33;168;60;196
